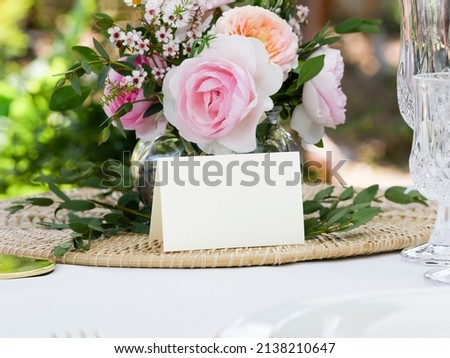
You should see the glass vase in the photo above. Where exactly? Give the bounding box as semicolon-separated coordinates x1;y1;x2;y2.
131;117;299;206
131;130;187;206
397;0;450;128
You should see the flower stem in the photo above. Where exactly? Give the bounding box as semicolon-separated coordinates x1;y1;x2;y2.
89;200;151;220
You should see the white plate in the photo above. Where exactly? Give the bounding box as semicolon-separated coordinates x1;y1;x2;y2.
219;287;450;338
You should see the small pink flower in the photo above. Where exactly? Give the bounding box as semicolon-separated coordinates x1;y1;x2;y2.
103;55;167;140
162;35;283;154
291;46;347;144
214;5;299;75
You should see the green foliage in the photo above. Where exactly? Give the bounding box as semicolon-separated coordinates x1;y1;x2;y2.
335;18;383;35
272;17;381;121
384;186;427;205
304;185;426;239
5;182;427;256
0;0;137;198
0;0;34;60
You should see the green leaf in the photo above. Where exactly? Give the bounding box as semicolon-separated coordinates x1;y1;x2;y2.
47;181;71;202
72;46;99;62
5;205;25;214
60;241;74;249
112;106;129;138
54;246;70;257
88;219;104;232
111;61;135;76
54;240;74;256
80;60;92;75
353;185;379;204
93;12;114;29
49;85;91;111
69;222;90;234
384;187;427;205
384;186;413;204
319;36;342;46
143;103;163;118
55;77;66;88
70;75;82;96
304;218;320;236
39;222;70;230
303;200;323;214
58;200;96;212
335;18;382;34
118;194;139;206
143;81;156;98
406;190;428;204
314;186;334;201
93;38;110;60
104;213;125;224
339;187;355;201
351;207;382;225
314;139;324;149
297;55;325;86
98;126;111;145
97;66;110;89
73;236;91;251
131;223;149;234
26;198;54;207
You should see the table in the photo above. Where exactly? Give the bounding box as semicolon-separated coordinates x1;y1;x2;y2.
0;252;442;338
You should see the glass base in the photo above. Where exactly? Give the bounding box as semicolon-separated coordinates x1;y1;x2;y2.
401;243;450;266
425;268;450;284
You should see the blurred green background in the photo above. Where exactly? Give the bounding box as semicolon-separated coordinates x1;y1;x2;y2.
0;0;411;198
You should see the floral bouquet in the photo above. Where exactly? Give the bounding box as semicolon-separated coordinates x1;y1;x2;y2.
12;0;421;257
50;0;381;155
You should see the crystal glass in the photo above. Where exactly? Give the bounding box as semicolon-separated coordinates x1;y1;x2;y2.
401;73;450;265
425;267;450;283
397;0;450;128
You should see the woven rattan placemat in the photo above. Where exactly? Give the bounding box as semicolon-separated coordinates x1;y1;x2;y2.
0;187;436;268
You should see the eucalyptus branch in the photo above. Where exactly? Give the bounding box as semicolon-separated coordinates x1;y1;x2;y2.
89;199;151;220
5;182;428;257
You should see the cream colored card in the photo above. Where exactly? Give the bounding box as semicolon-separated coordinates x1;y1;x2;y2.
149;152;304;252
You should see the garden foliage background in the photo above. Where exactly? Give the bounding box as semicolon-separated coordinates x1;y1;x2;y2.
0;0;411;198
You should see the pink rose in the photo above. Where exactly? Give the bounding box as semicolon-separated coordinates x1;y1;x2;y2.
291;46;347;144
103;55;167;140
162;35;283;154
214;5;299;75
103;88;166;140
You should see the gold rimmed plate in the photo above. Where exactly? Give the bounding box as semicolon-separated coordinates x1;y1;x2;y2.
0;254;55;279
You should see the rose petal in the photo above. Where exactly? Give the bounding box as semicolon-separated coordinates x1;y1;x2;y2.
290;104;325;144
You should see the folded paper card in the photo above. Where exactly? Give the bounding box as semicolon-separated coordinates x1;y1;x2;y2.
149;152;304;252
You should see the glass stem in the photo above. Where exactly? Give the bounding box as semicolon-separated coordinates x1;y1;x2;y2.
430;202;450;246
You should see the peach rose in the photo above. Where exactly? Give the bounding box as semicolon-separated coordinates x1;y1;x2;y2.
214;5;299;75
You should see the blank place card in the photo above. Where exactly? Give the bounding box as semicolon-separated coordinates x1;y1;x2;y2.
149;152;304;252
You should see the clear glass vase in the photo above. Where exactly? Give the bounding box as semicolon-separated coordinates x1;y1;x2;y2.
397;0;450;128
131;114;299;206
130;129;187;206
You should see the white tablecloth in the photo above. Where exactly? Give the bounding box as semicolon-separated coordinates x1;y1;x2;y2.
0;251;441;338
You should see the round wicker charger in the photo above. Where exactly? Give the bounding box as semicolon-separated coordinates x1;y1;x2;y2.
0;187;435;268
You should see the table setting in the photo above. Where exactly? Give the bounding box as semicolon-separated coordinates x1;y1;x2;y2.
3;0;450;341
